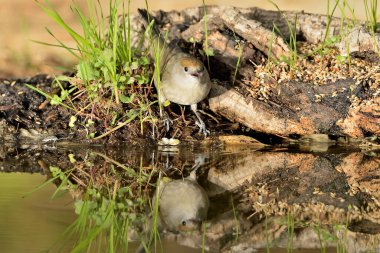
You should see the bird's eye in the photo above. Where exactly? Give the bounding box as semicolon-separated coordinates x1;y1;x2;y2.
184;67;188;72
182;221;186;226
199;66;204;72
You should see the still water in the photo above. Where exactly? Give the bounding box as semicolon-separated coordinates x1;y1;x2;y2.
1;142;379;252
0;173;76;253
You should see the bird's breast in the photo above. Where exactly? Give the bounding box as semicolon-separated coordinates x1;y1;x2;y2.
161;75;211;105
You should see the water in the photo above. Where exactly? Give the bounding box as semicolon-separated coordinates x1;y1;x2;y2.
0;173;76;253
1;142;379;252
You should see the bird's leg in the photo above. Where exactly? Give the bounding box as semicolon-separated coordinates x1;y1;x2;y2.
190;104;210;136
161;153;173;172
162;110;173;132
179;105;187;124
188;153;207;180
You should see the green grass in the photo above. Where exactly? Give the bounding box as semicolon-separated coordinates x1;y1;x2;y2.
265;0;379;71
364;0;379;34
31;0;155;140
232;33;243;85
320;0;340;54
265;27;277;71
364;0;379;54
202;0;213;71
267;0;298;69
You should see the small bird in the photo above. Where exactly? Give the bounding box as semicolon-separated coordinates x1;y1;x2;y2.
138;9;212;135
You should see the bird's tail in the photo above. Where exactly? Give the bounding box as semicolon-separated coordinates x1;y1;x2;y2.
138;9;168;56
138;8;176;80
137;9;161;37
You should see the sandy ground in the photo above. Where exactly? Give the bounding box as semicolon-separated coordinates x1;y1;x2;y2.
0;0;370;77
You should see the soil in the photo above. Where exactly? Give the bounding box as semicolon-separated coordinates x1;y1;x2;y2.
0;74;242;145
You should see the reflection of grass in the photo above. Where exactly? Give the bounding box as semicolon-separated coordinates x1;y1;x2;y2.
68;181;140;253
231;195;240;241
252;196;377;253
264;208;271;253
138;172;162;253
286;210;294;253
41;151;156;253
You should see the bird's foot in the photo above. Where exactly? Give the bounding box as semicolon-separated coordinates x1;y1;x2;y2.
195;120;210;136
162;112;173;132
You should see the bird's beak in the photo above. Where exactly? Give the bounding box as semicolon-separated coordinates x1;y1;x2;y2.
191;70;203;78
178;219;202;232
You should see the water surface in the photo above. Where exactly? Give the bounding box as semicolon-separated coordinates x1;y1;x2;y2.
1;142;379;252
0;173;76;253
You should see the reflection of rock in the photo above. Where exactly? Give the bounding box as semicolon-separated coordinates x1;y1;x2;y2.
207;151;347;198
208;150;373;210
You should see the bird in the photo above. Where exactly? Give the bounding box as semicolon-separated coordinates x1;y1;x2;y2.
138;9;212;135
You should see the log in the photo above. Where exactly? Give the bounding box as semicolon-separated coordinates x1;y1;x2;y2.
209;79;373;137
130;6;380;139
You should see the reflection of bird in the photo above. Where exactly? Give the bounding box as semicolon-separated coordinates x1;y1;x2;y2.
155;167;209;232
135;165;209;253
138;9;212;135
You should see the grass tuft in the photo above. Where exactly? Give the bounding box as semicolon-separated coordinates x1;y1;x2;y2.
268;0;298;69
31;0;156;140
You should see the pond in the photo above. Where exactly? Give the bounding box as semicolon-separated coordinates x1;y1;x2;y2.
1;140;379;253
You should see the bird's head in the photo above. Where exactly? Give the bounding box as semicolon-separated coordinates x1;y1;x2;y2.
177;218;203;232
179;57;206;79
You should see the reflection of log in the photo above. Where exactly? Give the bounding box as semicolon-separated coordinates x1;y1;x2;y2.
222;222;380;253
207;152;314;191
6;143;380;252
206;149;380;252
208;148;380;219
337;153;380;222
